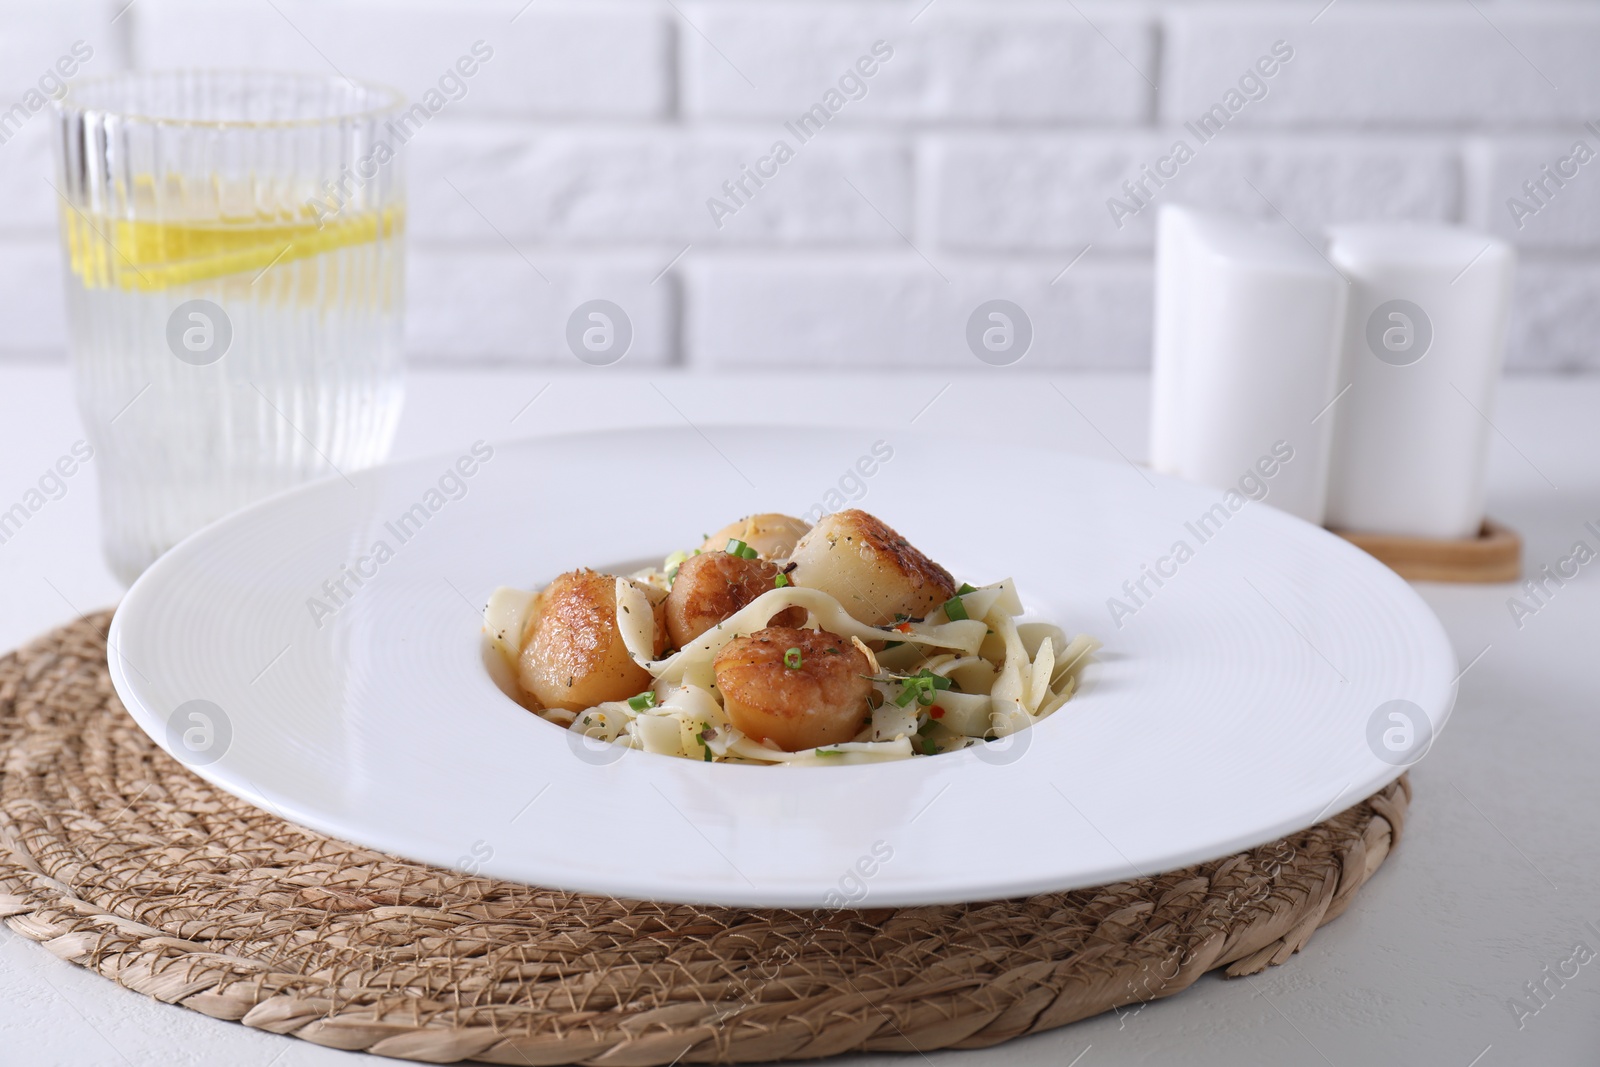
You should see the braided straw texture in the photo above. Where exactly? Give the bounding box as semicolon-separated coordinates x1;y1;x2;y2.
0;613;1409;1064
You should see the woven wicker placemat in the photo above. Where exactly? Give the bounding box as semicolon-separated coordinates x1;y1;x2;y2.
0;613;1409;1064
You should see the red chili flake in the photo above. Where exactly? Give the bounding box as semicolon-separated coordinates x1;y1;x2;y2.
894;622;913;634
930;706;945;719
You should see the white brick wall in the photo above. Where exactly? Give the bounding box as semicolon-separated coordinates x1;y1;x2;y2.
930;134;1462;251
681;5;1155;124
687;253;1151;369
0;0;1596;371
408;123;914;245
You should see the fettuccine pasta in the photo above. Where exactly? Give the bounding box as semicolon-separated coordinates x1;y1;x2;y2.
486;509;1097;765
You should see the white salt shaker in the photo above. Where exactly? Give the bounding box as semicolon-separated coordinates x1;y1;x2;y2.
1151;205;1348;525
1324;225;1516;540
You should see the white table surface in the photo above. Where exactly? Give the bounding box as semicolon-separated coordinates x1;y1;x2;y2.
1;365;1597;1067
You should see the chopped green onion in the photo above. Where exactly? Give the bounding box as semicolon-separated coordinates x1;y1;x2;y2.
784;647;803;670
893;669;954;707
774;573;790;587
703;745;713;762
943;594;968;621
742;545;758;559
957;582;977;595
920;736;937;756
724;538;758;559
627;691;657;712
815;748;843;757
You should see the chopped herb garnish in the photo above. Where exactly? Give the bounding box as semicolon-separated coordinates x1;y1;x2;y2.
957;582;977;595
724;538;759;559
774;573;790;587
920;736;938;756
894;668;954;707
815;748;843;757
943;594;968;621
882;640;903;649
703;745;713;762
784;647;803;669
627;691;657;712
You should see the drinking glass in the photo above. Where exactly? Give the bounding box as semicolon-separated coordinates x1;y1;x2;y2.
52;71;407;584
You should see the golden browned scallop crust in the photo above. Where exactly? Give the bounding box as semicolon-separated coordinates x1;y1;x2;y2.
713;626;872;751
664;552;806;648
787;509;957;626
699;513;811;559
518;569;664;712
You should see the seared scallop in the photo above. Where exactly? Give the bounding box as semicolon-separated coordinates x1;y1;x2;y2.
664;551;805;648
786;509;956;626
519;569;665;711
699;513;811;560
713;626;872;751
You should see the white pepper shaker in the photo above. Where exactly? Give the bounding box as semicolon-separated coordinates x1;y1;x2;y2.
1324;224;1516;540
1151;205;1348;525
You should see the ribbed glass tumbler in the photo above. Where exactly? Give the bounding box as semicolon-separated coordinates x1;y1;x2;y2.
52;71;407;584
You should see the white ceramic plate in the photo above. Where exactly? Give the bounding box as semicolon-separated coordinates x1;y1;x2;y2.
109;428;1455;908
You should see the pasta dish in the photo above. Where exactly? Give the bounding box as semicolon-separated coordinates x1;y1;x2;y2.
484;510;1096;765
